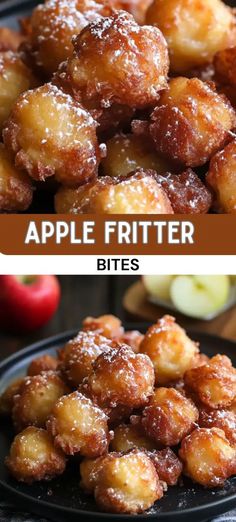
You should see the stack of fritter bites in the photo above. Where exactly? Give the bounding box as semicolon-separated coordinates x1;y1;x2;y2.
1;0;236;213
1;313;236;514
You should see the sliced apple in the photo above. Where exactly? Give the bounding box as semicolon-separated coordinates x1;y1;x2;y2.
142;275;175;301
170;275;230;319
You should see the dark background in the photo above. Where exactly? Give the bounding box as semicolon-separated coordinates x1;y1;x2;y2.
0;275;138;362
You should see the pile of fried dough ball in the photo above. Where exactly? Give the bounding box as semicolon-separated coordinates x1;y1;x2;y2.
1;313;236;514
2;0;236;212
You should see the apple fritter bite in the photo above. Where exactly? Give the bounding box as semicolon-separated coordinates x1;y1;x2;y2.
94;450;163;514
6;426;66;483
148;77;236;167
155;169;212;214
214;46;236;87
179;427;236;487
87;344;155;409
0;51;37;134
27;354;59;376
198;408;236;447
60;331;113;386
0;143;33;212
184;354;236;409
12;371;68;431
140;315;198;385
47;391;111;456
150;448;183;486
118;330;144;353
3;83;102;186
101;133;174;178
66;11;169;110
141;387;198;447
0;28;25;53
110;422;158;452
55;170;174;214
80;455;108;493
82;314;124;339
146;0;236;74
24;0;114;77
0;378;24;416
206;140;236;214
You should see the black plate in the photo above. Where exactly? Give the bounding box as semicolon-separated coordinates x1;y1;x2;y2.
0;328;236;522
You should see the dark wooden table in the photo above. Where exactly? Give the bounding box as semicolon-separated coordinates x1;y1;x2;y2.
0;275;138;363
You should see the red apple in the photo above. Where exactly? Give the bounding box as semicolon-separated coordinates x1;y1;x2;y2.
0;275;60;333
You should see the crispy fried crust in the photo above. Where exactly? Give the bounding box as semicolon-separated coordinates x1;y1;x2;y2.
155;169;212;214
206;139;236;214
47;391;111;456
66;11;169;109
0;378;24;416
141;387;198;447
94;450;163;514
214;46;236;87
198;408;236;446
111;422;158;452
146;0;236;73
25;0;114;76
87;344;155;409
179;427;236;487
3;83;101;186
54;170;174;214
27;355;59;376
149;448;183;486
0;143;33;212
60;331;113;386
12;371;68;431
140;315;198;385
149;77;236;167
82;314;124;339
101;133;175;178
184;354;236;409
6;426;66;483
0;51;37;133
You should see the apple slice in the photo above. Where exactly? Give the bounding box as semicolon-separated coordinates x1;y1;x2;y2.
170;275;230;319
142;275;175;301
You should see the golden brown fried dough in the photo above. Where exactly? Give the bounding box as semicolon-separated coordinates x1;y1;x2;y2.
25;0;113;76
27;354;59;376
66;11;169;110
146;0;236;73
55;170;174;214
6;426;66;483
47;391;111;456
3;83;101;186
179;427;236;487
0;28;25;52
199;408;236;447
149;77;236;167
155;169;212;214
0;378;24;416
12;371;68;431
87;344;155;409
80;455;108;493
111;423;157;452
206;140;236;214
150;448;183;486
0;51;36;133
94;450;163;513
140;315;198;385
214;46;236;87
118;330;144;353
184;354;236;409
142;387;198;447
82;314;124;339
60;331;113;386
0;143;33;212
101;133;174;178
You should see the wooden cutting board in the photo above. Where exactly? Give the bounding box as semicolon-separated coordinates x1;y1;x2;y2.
123;281;236;341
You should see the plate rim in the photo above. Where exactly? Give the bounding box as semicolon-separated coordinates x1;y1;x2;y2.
0;327;236;520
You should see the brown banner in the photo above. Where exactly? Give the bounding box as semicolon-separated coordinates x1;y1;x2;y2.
0;215;235;255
